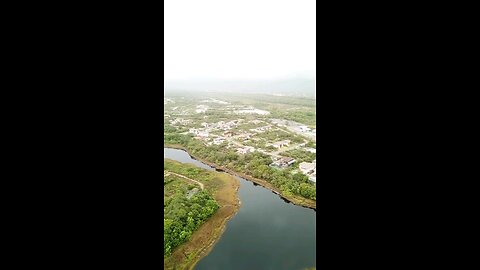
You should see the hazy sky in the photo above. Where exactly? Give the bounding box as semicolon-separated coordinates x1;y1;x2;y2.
164;0;316;82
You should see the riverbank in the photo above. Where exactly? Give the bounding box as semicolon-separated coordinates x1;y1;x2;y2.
164;144;316;210
164;159;241;270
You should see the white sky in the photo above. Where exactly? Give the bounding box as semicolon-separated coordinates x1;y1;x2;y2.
164;0;316;81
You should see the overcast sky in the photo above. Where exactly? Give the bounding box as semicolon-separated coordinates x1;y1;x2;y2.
164;0;316;82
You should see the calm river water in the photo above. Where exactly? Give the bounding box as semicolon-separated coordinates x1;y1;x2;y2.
164;148;316;270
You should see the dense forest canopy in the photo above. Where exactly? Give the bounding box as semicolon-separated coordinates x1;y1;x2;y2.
164;161;219;256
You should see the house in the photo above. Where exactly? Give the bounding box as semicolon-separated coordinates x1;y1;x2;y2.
213;137;225;145
195;105;208;114
270;156;296;168
237;133;252;142
234;108;270;115
299;162;316;175
224;131;234;137
197;131;209;138
170;118;191;125
299;126;311;132
272;140;291;149
309;173;316;183
250;125;272;133
236;146;255;155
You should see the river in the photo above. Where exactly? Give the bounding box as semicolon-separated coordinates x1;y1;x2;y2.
164;148;316;270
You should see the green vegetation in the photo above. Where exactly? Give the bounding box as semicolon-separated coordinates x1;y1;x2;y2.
164;134;316;201
164;160;219;256
255;129;304;144
283;149;316;164
208;92;316;127
164;132;193;146
163;159;240;270
164;92;316;206
306;141;316;148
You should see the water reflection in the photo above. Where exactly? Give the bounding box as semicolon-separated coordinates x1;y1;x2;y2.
164;148;316;270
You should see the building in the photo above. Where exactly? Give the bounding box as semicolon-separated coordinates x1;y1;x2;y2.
188;129;209;138
298;160;316;183
250;125;272;133
234;108;270;115
197;131;209;138
224;131;234;137
299;162;316;174
272;140;291;149
236;146;255;155
270;156;296;168
298;126;311;132
237;133;252;142
195;105;208;114
213;137;225;145
309;173;316;183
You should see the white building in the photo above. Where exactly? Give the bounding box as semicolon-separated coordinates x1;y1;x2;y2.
234;108;270;115
309;174;316;183
213;137;225;145
195;105;209;114
299;162;316;175
299;126;311;132
197;131;209;138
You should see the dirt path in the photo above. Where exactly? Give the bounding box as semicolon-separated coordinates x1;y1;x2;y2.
164;144;316;210
165;171;204;190
164;169;240;270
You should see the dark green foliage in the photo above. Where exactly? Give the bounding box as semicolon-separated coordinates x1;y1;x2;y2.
165;135;316;201
305;141;316;148
164;133;193;145
255;129;304;144
269;110;316;127
164;189;218;256
283;149;316;164
164;124;177;133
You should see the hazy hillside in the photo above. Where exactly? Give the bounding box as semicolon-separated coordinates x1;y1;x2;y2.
164;78;316;98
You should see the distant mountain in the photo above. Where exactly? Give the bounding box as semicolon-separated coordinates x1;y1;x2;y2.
164;78;316;98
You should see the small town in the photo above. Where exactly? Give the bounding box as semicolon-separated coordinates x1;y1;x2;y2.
164;95;317;183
